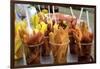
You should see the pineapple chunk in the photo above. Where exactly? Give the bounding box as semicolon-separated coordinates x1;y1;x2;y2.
36;24;42;30
31;14;40;28
34;28;39;34
42;9;48;14
15;20;27;34
40;21;47;34
53;23;58;30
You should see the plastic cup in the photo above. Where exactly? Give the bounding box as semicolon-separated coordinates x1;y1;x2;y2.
49;41;69;64
25;41;44;65
78;42;93;63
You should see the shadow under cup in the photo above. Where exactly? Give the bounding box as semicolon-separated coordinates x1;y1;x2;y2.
78;42;93;63
49;41;69;64
25;42;44;65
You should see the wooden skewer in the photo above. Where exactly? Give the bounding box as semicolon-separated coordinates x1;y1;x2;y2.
86;10;92;32
78;8;84;21
70;7;74;17
48;5;50;18
22;45;27;65
22;5;33;65
38;5;41;12
23;5;33;36
77;8;84;24
52;5;57;23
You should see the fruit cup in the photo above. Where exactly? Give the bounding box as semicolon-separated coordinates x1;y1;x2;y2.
78;42;93;63
49;41;69;64
25;41;44;65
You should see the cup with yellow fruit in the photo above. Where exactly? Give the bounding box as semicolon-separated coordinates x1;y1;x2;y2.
15;20;29;64
30;11;52;57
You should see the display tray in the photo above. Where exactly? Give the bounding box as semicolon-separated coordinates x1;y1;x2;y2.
15;44;94;66
11;0;96;68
